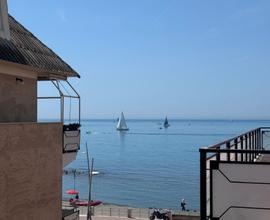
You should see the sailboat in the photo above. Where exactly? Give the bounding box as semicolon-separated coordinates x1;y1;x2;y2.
163;116;170;128
116;112;129;131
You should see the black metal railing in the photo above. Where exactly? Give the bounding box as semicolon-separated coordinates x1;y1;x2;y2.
200;127;270;220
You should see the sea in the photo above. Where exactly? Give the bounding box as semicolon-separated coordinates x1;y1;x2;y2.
63;119;270;210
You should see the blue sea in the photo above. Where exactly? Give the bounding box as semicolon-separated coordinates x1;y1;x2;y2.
63;119;270;210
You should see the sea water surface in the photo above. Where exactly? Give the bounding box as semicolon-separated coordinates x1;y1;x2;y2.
63;119;270;210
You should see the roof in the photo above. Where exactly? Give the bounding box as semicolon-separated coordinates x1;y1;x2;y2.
0;15;80;80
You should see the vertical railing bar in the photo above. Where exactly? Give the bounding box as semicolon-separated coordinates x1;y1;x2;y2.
61;96;64;123
252;131;255;161
255;130;257;159
262;130;264;150
226;142;230;161
245;134;248;162
258;129;261;153
254;131;256;159
248;133;252;162
216;146;220;161
200;149;207;220
234;138;238;162
251;131;254;161
258;129;260;150
240;136;243;162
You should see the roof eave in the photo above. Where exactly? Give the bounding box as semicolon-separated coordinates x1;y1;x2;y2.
0;59;80;80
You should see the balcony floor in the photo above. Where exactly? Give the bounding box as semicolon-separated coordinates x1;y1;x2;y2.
259;154;270;162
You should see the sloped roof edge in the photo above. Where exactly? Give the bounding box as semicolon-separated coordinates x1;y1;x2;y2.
0;14;81;79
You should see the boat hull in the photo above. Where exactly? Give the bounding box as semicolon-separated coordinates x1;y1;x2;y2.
117;128;129;131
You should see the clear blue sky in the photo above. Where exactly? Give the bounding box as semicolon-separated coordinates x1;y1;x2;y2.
9;0;270;119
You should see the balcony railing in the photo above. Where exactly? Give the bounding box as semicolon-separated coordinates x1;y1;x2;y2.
38;80;81;124
200;127;270;220
38;80;81;154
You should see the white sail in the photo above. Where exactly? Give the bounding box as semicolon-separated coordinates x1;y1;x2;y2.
117;112;129;131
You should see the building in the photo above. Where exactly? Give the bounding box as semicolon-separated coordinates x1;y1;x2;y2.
200;128;270;220
0;0;81;219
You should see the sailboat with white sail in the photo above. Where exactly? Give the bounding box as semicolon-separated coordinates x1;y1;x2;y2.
163;116;170;128
116;112;129;131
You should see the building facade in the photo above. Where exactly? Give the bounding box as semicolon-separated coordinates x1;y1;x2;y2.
0;0;81;219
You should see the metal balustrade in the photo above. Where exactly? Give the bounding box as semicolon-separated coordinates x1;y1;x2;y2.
38;80;81;155
200;127;270;220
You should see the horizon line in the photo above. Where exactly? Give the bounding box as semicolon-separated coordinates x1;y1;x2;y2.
39;118;270;121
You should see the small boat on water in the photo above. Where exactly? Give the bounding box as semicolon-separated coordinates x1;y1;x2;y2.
67;190;102;207
63;169;100;176
92;171;99;175
70;198;102;207
116;112;129;131
163;117;170;128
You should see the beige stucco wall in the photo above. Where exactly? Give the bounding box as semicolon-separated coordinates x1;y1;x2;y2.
0;122;62;220
0;73;37;122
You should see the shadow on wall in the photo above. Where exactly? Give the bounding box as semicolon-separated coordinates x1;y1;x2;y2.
172;214;200;220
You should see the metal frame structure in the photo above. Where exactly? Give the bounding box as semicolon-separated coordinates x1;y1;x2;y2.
200;127;270;220
38;80;81;124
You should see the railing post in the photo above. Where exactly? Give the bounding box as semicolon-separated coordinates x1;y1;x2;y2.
260;129;264;150
200;148;207;220
245;134;248;162
60;95;64;123
249;133;252;162
252;131;255;160
226;142;230;161
240;136;243;162
216;146;220;161
258;129;262;150
254;130;257;159
250;131;254;162
261;130;264;150
234;138;238;161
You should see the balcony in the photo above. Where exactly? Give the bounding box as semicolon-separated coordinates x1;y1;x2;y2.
38;80;81;167
200;127;270;220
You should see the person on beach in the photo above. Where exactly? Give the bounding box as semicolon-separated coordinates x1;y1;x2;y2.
180;199;186;211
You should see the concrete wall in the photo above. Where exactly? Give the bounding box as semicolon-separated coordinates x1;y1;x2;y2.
172;214;200;220
0;122;62;220
0;73;37;122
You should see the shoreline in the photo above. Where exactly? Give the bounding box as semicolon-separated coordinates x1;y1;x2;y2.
63;200;200;218
63;197;200;212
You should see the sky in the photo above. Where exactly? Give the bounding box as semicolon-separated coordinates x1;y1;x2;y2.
8;0;270;119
